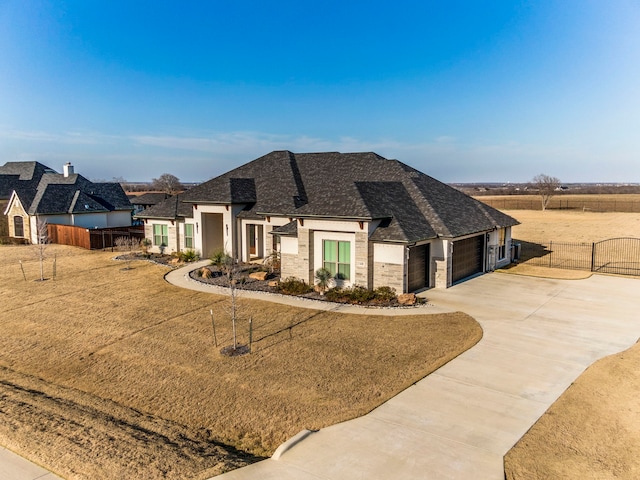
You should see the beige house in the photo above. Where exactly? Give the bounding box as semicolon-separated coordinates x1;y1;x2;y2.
160;151;519;292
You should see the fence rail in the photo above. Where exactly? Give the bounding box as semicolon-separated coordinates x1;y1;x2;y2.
47;224;145;250
517;237;640;276
479;197;640;212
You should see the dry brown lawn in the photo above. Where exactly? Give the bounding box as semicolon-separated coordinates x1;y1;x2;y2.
508;209;640;243
502;209;640;479
0;245;481;479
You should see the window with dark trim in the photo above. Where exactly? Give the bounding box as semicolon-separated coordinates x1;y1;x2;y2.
323;240;351;280
153;224;168;246
184;223;194;249
14;216;24;237
498;228;506;260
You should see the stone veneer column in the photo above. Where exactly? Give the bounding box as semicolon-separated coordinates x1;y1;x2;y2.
294;227;313;284
354;231;370;288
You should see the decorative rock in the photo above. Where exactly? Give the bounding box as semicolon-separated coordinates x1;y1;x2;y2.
249;271;268;281
398;293;417;305
268;280;279;287
170;257;181;265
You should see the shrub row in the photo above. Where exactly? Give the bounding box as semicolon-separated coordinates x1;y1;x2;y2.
325;285;397;304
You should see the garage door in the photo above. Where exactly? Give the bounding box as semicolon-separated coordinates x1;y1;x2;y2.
407;244;430;292
452;235;484;283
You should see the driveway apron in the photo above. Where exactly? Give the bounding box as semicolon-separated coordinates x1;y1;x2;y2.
213;273;640;479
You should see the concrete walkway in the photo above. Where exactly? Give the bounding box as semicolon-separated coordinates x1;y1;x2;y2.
171;271;638;479
0;446;61;480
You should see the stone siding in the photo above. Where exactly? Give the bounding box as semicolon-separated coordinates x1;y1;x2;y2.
373;262;405;293
280;227;313;283
434;258;451;288
354;231;370;288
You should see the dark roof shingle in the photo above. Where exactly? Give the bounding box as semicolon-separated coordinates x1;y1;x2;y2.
181;151;519;243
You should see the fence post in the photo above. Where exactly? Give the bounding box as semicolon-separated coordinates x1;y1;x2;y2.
591;242;596;272
548;241;552;268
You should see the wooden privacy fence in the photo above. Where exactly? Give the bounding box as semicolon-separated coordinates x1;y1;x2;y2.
47;224;145;250
517;237;640;276
479;197;640;212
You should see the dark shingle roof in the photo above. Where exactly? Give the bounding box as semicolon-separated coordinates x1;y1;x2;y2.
1;162;132;215
134;194;193;220
0;161;55;199
129;192;171;206
182;151;519;243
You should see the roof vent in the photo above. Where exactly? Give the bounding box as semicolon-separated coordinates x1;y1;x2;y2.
63;162;74;177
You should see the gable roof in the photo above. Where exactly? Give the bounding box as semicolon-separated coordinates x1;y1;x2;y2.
182;151;519;243
0;162;132;215
0;161;56;200
133;194;193;220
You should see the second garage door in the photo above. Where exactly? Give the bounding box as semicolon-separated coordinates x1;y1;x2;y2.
452;235;484;283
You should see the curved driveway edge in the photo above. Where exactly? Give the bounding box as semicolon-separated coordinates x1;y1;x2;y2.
166;265;640;479
164;261;446;315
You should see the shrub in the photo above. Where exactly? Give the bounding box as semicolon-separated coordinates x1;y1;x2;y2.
179;249;200;263
210;249;231;270
140;238;152;257
326;285;396;304
314;267;333;294
277;277;313;295
373;286;397;302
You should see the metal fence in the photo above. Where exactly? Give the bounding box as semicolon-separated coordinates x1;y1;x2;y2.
517;237;640;276
480;197;640;212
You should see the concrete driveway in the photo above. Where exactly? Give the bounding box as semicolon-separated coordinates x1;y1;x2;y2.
215;272;640;479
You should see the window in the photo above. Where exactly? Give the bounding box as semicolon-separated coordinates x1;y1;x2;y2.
153;224;168;246
323;240;351;280
184;223;194;249
498;228;506;260
14;216;24;237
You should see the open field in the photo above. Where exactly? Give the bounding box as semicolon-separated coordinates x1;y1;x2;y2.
503;209;640;479
0;245;480;479
508;209;640;243
477;193;640;212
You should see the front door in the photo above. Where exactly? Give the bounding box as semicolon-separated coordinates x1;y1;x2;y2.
249;224;257;256
407;244;430;292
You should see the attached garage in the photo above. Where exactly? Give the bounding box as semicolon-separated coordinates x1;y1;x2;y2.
407;244;430;292
452;235;484;283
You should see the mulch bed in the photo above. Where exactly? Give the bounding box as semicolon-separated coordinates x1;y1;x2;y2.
115;253;424;307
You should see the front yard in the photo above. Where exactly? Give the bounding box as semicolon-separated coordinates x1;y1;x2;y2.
0;244;481;480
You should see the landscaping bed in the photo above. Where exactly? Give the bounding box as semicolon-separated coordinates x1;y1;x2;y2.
189;263;424;307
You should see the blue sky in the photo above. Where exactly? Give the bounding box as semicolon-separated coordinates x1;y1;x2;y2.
1;1;639;183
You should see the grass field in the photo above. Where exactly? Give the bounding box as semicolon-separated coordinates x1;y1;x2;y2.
477;193;640;212
0;245;481;479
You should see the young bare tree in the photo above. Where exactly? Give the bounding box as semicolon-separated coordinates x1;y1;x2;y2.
115;236;139;270
532;174;561;211
151;173;183;195
211;249;246;355
33;217;49;281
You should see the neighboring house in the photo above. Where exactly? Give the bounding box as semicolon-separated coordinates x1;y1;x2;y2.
1;161;133;243
162;150;519;292
129;192;172;215
134;194;195;254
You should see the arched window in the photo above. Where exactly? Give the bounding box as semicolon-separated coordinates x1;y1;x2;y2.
14;216;24;237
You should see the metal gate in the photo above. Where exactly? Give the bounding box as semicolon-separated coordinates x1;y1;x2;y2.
592;238;640;276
